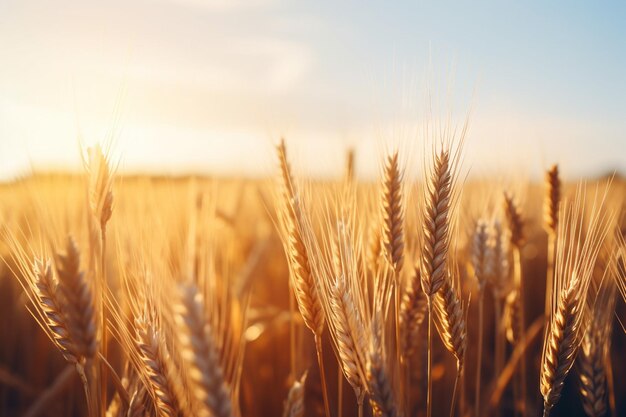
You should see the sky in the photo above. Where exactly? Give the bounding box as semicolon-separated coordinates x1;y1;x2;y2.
0;0;625;180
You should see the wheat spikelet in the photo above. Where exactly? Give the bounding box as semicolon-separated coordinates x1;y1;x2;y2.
135;309;184;417
544;165;561;235
421;150;452;296
276;139;325;336
398;268;427;355
174;284;232;417
282;371;307;417
56;236;98;360
503;192;525;248
433;275;467;370
33;259;82;364
380;151;404;275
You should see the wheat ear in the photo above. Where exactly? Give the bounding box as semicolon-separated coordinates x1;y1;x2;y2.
577;329;608;417
544;165;561;322
56;236;98;361
174;284;232;417
367;348;398;417
381;150;404;275
134;309;184;417
276;140;325;336
33;259;82;364
503;193;525;249
543;165;560;235
282;371;307;417
434;275;467;370
327;277;368;398
541;286;582;417
421;149;453;296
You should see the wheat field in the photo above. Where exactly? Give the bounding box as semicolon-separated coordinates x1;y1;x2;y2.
0;141;624;417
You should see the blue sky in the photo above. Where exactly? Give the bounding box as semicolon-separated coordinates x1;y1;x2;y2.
0;0;624;179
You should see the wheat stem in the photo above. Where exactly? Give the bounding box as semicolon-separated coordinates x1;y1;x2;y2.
315;335;332;417
426;298;433;417
512;248;526;417
475;286;485;417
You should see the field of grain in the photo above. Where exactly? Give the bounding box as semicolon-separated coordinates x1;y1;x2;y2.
0;141;624;417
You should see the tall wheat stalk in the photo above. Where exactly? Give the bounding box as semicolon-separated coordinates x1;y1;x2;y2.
379;150;405;410
471;220;489;417
503;191;526;417
487;219;511;416
86;144;114;417
544;165;561;319
420;146;458;417
275;139;330;417
540;184;612;417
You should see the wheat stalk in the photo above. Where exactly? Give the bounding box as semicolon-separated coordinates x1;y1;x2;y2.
421;146;458;417
540;184;612;417
544;165;561;323
86;144;114;417
275;139;329;417
503;191;527;415
471;219;489;417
